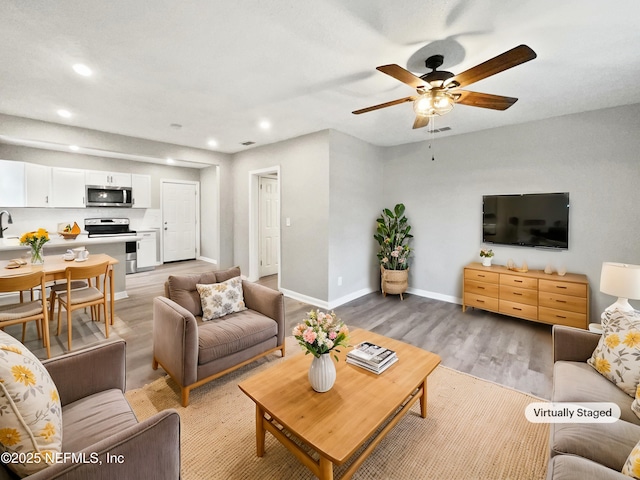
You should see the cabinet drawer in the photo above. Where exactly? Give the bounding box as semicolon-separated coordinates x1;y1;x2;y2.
500;274;537;290
539;279;587;298
465;280;499;298
499;300;537;321
500;285;538;306
539;291;587;314
465;292;499;312
464;269;499;284
539;306;587;329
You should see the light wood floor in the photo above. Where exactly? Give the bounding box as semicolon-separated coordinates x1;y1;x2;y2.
10;260;553;399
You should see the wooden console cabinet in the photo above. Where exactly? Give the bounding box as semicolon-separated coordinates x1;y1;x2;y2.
462;262;589;329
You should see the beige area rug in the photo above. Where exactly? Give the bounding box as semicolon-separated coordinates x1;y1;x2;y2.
126;344;550;480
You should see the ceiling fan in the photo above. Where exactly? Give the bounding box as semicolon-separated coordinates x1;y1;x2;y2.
353;44;537;129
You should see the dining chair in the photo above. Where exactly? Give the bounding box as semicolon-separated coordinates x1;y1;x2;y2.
55;261;110;351
0;270;51;358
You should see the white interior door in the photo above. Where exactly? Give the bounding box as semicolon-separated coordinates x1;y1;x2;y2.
259;176;279;277
162;182;197;262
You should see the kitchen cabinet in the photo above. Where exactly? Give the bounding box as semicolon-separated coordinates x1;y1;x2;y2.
51;167;86;208
137;230;157;271
131;174;151;208
25;163;51;207
85;170;132;187
0;159;25;207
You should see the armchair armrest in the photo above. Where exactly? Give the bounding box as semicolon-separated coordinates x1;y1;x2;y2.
42;340;126;407
242;280;285;346
27;409;180;480
153;296;199;387
553;325;601;363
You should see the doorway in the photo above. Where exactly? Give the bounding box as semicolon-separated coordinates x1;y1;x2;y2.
248;167;280;283
161;180;199;263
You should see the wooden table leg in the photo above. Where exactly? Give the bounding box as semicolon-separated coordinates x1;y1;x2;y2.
319;456;334;480
420;377;428;418
256;405;266;457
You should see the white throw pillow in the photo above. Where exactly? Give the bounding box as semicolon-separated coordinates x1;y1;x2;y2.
623;438;640;478
588;309;640;398
0;330;62;477
196;276;247;321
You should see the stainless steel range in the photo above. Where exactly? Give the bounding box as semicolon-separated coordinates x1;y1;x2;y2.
85;218;138;274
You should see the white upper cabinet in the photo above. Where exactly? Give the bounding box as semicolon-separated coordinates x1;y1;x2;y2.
51;167;86;208
85;170;132;187
0;160;26;207
25;163;51;207
131;174;151;209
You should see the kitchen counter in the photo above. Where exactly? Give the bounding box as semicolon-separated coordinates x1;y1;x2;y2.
0;233;142;252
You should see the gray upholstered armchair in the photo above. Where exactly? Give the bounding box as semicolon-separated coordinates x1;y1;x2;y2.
0;340;180;480
152;266;285;407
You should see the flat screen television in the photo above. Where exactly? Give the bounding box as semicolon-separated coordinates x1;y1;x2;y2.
482;192;570;249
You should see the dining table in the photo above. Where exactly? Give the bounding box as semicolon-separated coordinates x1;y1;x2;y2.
0;253;118;330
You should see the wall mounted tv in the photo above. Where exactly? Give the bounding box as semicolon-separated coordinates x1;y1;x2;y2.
483;192;570;249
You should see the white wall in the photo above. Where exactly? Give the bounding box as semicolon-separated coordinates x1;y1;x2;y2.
382;103;640;316
328;130;384;306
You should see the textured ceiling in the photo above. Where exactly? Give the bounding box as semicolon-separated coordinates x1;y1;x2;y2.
1;0;640;155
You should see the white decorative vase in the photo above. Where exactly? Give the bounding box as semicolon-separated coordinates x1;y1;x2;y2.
482;257;492;267
308;353;336;393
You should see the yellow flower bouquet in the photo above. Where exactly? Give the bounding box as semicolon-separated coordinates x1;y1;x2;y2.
20;228;50;264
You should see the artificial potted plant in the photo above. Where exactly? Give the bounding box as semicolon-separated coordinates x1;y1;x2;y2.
374;203;413;300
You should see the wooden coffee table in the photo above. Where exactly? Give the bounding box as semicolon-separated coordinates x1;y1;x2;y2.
238;329;441;480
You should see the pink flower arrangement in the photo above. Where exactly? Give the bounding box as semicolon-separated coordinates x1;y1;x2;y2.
293;310;350;361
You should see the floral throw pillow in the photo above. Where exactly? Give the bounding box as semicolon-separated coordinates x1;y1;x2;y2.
0;330;62;477
588;309;640;398
196;276;247;321
623;439;640;478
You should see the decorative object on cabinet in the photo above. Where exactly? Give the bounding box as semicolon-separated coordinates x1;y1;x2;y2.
462;263;589;329
374;203;412;299
599;262;640;314
480;247;494;266
507;261;529;273
544;263;553;274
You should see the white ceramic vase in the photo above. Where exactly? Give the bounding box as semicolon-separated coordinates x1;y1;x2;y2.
482;257;492;267
308;353;336;393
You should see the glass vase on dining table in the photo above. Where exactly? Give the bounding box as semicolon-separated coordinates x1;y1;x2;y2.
30;246;44;265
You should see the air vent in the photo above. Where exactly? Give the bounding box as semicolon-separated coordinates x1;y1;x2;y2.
240;141;256;146
431;126;451;133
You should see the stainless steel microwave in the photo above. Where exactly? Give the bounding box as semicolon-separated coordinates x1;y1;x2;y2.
85;185;133;208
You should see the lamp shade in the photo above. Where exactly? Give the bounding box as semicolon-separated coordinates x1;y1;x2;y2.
600;262;640;312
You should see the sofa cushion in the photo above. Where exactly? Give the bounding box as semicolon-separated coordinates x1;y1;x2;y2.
198;310;277;365
588;310;640;397
61;389;138;453
215;266;241;283
0;331;62;478
548;455;630;480
197;277;246;321
167;272;217;317
553;361;640;425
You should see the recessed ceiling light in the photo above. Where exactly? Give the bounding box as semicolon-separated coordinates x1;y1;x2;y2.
72;63;93;77
57;109;72;118
167;158;175;164
69;145;79;151
207;139;218;148
259;120;271;130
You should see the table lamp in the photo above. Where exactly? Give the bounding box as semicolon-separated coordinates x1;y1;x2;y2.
600;262;640;313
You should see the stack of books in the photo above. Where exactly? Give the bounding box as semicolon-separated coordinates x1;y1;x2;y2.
346;341;398;374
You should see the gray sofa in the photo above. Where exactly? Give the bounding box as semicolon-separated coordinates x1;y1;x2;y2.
547;325;640;479
152;266;285;407
0;340;180;480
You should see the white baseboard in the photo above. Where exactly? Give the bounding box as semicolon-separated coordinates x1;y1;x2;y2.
112;291;129;301
328;287;376;310
279;288;329;310
197;256;217;265
406;287;462;305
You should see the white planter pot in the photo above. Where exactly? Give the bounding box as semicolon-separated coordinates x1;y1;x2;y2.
308;353;336;393
482;257;492;267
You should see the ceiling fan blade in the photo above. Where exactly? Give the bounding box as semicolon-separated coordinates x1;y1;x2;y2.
352;96;417;115
455;91;518;110
448;45;537;89
377;64;426;89
412;115;430;129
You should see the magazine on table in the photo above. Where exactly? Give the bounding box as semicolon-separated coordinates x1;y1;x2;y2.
347;341;397;366
347;355;399;374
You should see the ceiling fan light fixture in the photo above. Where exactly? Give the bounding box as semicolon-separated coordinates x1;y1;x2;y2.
412;90;454;117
